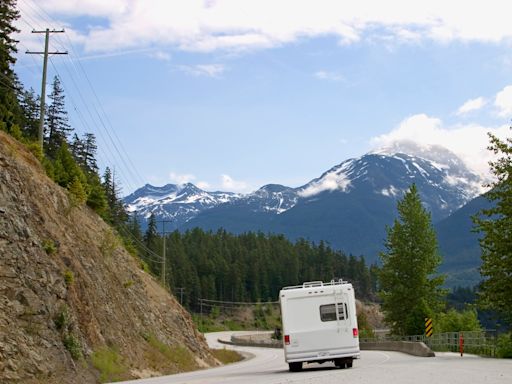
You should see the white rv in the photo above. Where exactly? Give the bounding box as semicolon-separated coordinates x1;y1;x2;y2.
279;280;360;371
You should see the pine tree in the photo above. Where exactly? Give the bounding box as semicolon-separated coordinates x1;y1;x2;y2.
45;76;72;157
473;130;512;325
379;184;445;335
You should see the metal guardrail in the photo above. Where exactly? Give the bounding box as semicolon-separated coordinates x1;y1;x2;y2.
360;330;497;357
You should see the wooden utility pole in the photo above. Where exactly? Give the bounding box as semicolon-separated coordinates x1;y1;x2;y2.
26;29;67;151
157;219;172;285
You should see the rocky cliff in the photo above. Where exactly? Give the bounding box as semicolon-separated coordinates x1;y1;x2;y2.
0;132;216;383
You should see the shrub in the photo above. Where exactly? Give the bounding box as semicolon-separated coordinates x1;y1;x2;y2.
435;307;482;333
54;305;69;331
497;333;512;358
42;239;57;255
63;334;82;360
63;270;74;286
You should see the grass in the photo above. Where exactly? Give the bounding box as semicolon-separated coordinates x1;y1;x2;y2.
144;333;198;372
210;348;244;364
91;346;127;383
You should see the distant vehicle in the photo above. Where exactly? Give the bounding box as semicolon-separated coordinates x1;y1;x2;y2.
279;280;360;371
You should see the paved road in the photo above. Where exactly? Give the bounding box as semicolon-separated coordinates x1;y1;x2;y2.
116;331;512;384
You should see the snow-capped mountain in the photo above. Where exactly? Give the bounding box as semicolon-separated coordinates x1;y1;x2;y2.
126;143;486;264
124;183;240;229
297;142;484;221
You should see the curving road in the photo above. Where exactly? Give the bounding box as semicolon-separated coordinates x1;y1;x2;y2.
116;331;512;384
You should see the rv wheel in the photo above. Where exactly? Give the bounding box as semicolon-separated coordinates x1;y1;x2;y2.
334;359;346;369
346;359;353;368
289;362;303;372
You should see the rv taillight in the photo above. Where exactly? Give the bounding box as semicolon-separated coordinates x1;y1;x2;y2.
284;335;290;345
353;328;359;338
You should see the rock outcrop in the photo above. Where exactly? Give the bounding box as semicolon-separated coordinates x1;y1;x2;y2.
0;132;216;383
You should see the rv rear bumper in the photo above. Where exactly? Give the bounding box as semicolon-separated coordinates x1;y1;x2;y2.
285;348;360;363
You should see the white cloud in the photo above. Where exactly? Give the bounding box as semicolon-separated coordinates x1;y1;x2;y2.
494;85;512;117
196;181;211;190
314;70;344;82
220;174;251;193
149;51;172;61
298;172;351;198
370;113;510;178
178;64;226;77
30;0;512;53
169;172;212;190
456;97;487;116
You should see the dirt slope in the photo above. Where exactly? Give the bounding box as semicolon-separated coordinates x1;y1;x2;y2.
0;132;216;383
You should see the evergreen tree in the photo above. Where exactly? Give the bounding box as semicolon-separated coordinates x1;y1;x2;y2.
68;175;87;204
143;213;161;270
82;132;98;173
0;0;21;133
102;167;127;226
86;173;108;218
45;76;72;157
19;87;40;139
379;184;445;335
70;133;85;166
473;130;512;325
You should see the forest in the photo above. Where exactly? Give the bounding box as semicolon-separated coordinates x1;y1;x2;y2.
128;214;378;310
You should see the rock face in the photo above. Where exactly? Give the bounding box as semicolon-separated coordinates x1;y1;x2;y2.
0;132;216;383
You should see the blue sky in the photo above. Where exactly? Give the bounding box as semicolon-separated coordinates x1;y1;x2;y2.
14;0;512;194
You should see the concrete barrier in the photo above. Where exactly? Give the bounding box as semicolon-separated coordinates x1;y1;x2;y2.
230;332;282;349
224;333;435;357
360;341;435;357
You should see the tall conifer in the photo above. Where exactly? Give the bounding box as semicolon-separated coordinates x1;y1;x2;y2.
379;184;445;335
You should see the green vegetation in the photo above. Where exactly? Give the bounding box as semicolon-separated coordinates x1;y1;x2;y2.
128;220;378;312
42;239;57;255
91;346;127;383
194;303;281;332
210;348;244;364
497;333;512;358
54;305;69;331
379;184;446;335
473;129;512;326
63;334;82;360
435;308;482;333
143;333;197;372
100;229;120;258
63;270;74;286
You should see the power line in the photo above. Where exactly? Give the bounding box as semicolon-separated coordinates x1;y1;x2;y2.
21;0;147;189
199;298;279;306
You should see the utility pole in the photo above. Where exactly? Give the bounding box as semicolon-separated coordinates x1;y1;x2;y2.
157;220;172;286
175;287;185;305
26;29;67;151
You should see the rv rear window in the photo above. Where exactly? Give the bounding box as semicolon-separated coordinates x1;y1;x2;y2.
319;303;347;322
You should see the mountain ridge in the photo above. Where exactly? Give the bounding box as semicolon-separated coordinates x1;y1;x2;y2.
125;142;487;286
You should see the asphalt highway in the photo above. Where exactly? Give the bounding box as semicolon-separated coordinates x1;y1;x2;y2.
115;331;512;384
